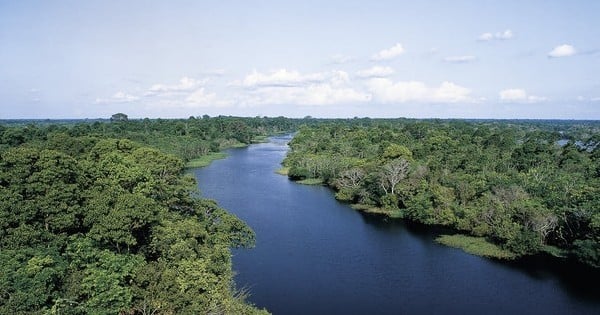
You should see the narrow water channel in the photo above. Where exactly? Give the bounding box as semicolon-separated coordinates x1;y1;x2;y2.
193;135;600;315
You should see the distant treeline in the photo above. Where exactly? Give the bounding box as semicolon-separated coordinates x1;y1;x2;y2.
0;115;302;164
283;119;600;266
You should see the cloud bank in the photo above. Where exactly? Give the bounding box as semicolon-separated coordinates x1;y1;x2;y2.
237;69;371;106
367;78;472;103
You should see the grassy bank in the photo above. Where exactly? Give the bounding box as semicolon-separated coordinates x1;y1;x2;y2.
275;167;289;175
350;204;403;218
185;140;256;169
185;152;227;168
297;178;324;185
436;234;517;259
252;135;269;143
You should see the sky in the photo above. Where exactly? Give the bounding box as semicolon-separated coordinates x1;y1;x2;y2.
1;0;599;119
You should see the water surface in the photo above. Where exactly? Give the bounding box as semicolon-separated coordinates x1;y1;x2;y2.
193;135;600;315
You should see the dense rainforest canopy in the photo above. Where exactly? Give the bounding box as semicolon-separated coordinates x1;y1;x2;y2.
0;116;302;314
283;119;600;266
1;116;599;313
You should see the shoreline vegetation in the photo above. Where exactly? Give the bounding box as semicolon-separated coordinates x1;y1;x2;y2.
435;234;517;259
281;119;599;266
185;135;271;169
275;166;289;175
297;178;325;185
186;152;227;168
341;202;519;259
276;167;323;185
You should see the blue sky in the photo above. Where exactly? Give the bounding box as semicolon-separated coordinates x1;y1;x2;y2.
1;0;599;119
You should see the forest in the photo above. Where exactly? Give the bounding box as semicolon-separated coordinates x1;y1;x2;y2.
0;115;301;314
2;116;599;313
283;119;600;266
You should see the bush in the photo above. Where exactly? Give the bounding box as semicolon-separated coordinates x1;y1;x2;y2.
572;239;600;267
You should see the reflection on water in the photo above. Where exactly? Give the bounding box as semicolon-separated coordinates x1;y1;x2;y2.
364;211;600;302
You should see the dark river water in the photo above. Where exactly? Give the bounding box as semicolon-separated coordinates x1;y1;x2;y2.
193;135;600;315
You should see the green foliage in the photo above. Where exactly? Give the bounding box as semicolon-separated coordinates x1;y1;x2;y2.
66;239;144;314
0;117;276;314
436;234;517;259
0;248;66;313
382;143;413;161
110;113;128;122
380;194;399;211
297;178;324;185
505;229;543;255
275;167;289;176
572;239;600;268
185;152;227;168
283;119;600;266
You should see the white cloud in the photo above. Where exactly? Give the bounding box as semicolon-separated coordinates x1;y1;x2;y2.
575;96;600;102
236;69;370;106
113;91;139;102
499;88;547;103
302;85;370;104
496;30;513;40
478;33;494;41
146;77;205;96
330;54;355;64
184;88;230;107
371;43;405;61
234;69;328;88
95;91;139;104
478;29;513;41
328;70;351;86
240;85;371;107
548;44;576;58
443;55;476;63
94;76;234;109
367;78;472;103
247;85;370;106
356;66;395;78
499;89;527;100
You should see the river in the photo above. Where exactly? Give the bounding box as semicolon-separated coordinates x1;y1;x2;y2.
193;135;600;315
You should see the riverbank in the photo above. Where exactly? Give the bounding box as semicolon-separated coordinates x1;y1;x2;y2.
280;122;600;268
185;152;228;168
436;234;517;259
276;167;324;185
351;201;518;259
185;136;272;168
194;136;600;315
282;176;528;260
